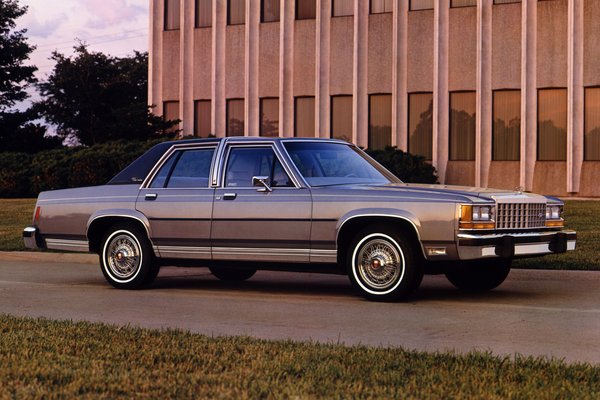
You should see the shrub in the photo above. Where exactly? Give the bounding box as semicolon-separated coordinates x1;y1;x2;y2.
366;146;438;184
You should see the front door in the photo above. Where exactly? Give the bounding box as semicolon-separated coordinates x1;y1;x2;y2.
136;144;216;259
211;144;312;263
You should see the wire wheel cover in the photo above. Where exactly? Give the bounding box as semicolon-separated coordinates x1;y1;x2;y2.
106;234;141;279
357;238;403;290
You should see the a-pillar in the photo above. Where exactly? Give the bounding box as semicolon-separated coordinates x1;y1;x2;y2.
245;0;260;136
149;0;164;116
179;0;195;136
433;0;450;183
392;0;408;150
279;0;294;137
476;0;492;188
567;0;584;194
520;0;537;191
316;0;331;138
212;0;226;137
353;0;369;148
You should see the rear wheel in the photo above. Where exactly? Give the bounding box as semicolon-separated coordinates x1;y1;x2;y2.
99;224;159;289
209;267;256;281
347;226;423;302
445;259;511;292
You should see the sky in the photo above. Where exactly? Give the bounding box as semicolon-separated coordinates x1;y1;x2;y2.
16;0;149;80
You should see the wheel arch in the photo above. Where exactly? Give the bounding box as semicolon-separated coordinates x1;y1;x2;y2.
86;210;155;255
335;210;425;267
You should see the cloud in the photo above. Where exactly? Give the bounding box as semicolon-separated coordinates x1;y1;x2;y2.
83;0;146;29
17;7;67;38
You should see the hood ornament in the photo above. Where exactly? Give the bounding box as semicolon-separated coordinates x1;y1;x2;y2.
514;186;525;194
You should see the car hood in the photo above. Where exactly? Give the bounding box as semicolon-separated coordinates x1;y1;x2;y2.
348;183;551;203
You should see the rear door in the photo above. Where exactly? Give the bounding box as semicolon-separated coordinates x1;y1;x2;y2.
136;144;217;259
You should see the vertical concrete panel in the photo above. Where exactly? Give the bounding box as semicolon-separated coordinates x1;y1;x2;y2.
476;0;492;188
434;0;450;183
294;21;316;96
212;0;226;137
521;0;537;191
491;2;521;89
367;14;392;94
279;0;295;137
329;17;354;95
316;0;331;137
392;0;408;150
259;24;280;97
162;31;181;101
149;0;163;114
567;0;584;194
448;8;476;91
536;0;568;88
245;0;260;136
407;10;434;93
225;26;246;98
193;29;213;100
179;0;195;136
353;0;369;148
583;0;600;86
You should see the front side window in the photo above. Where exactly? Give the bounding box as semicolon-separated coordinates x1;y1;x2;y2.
225;147;293;188
151;148;215;188
284;142;394;187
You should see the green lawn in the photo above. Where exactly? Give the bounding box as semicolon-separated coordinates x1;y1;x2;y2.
0;314;597;399
1;198;598;270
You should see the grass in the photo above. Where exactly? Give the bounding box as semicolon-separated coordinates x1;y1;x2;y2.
0;314;598;399
1;198;598;270
0;198;35;252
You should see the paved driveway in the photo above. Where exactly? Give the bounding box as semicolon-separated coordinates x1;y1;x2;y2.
1;254;598;364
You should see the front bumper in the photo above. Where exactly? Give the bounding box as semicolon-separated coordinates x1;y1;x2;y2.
23;226;44;250
457;230;576;260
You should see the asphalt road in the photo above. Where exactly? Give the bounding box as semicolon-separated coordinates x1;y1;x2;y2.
1;253;599;364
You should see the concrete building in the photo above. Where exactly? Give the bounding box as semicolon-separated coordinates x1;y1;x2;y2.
149;0;600;197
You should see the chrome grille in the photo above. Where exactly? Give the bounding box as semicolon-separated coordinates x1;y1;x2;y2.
496;203;546;230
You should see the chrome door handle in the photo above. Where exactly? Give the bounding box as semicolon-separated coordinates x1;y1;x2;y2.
223;193;237;200
145;193;158;201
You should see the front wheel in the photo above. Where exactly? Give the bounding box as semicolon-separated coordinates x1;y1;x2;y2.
100;224;159;289
347;227;423;302
445;259;511;292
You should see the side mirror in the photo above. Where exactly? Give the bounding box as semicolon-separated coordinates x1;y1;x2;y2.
252;176;272;192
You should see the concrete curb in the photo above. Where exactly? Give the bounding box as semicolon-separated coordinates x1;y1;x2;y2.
0;251;97;265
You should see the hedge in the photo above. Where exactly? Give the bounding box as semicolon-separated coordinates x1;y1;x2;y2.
0;142;438;198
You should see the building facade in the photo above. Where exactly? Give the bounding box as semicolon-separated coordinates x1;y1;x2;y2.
149;0;600;197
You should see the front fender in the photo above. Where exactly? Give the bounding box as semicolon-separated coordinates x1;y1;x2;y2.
336;208;423;246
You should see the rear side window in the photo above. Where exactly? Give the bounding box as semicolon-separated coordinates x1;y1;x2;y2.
150;148;215;188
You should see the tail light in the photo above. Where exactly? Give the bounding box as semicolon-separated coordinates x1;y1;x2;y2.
34;206;41;224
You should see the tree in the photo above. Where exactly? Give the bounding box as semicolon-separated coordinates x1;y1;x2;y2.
0;0;37;111
37;44;178;146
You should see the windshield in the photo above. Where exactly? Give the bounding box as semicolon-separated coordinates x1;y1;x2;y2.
283;142;396;187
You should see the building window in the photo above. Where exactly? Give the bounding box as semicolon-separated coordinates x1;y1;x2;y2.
163;101;180;133
585;87;600;161
164;0;180;30
227;99;244;136
228;0;245;25
410;0;434;10
333;0;353;17
260;98;279;137
295;97;315;138
331;95;353;142
194;100;211;137
492;90;521;161
494;0;521;4
369;94;392;150
538;89;567;161
451;0;477;7
262;0;280;23
371;0;393;14
296;0;317;20
196;0;212;28
408;93;433;160
450;91;476;161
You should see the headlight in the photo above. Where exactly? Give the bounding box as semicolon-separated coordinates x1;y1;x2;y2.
545;204;564;227
460;204;495;229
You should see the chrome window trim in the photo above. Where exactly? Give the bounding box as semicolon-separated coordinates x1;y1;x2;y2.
218;142;302;189
141;142;219;190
